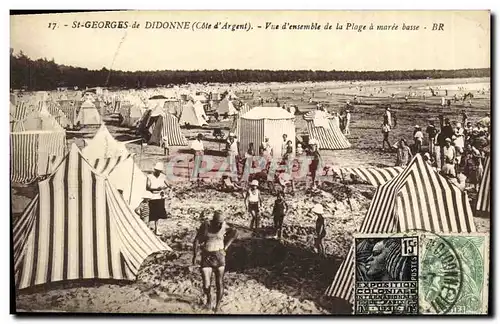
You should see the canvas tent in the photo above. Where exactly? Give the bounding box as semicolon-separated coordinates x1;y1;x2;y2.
119;102;146;128
217;97;238;116
303;110;351;150
10;109;66;184
144;110;188;147
239;106;295;158
57;100;81;127
85;153;147;210
82;124;129;160
340;166;404;187
325;154;476;303
76;100;102;126
13;144;171;290
476;156;491;213
230;104;253;139
178;101;208;127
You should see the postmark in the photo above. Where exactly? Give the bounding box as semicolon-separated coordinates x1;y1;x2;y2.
419;232;489;315
354;234;419;314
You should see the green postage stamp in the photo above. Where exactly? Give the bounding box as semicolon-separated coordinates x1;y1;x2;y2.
354;232;489;315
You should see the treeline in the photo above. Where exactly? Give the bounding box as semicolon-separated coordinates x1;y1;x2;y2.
10;51;490;90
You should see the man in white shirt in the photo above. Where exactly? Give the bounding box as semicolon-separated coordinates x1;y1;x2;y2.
191;133;204;181
384;107;392;127
226;132;240;179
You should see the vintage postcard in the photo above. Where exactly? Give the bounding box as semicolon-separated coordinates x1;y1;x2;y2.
10;10;490;315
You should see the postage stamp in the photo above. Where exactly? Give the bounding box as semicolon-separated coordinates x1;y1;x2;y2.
354;234;419;314
354;232;489;315
419;232;489;315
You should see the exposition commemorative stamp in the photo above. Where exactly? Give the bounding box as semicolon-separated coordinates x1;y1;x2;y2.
354;232;489;315
354;234;419;314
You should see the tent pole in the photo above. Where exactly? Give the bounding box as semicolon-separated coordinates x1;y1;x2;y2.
129;155;135;204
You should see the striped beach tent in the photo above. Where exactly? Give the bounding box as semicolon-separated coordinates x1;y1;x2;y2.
10;110;66;184
239;106;296;158
230;104;253;138
82;124;129;160
304;110;351;150
476;156;491;213
146;112;188;147
42;101;72;128
340;166;404;187
13;144;171;290
325;154;476;303
57;100;82;127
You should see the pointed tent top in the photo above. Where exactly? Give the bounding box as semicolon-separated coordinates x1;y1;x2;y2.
303;109;333;121
82;124;129;159
81;100;96;108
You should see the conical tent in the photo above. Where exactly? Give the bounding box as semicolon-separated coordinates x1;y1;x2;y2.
476;156;491;213
13;144;171;290
239;106;295;157
82;124;129;160
119;103;145;127
303;110;351;150
325;154;476;303
85;153;147;210
76;100;102;126
146;112;188;147
179;101;208;127
218;97;237;116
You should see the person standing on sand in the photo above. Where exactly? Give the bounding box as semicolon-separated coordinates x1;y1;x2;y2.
413;125;424;154
245;180;263;230
442;138;456;178
308;139;322;188
192;211;238;313
146;162;169;235
272;191;288;239
281;134;288;158
225;133;240;179
381;121;391;151
312;204;327;256
384;106;392;127
396;139;412;167
344;109;351;135
426;121;438;155
134;192;151;228
191;133;205;182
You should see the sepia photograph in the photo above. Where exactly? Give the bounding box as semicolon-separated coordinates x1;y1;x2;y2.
9;10;491;315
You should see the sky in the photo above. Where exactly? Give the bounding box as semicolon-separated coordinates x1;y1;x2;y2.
10;10;490;72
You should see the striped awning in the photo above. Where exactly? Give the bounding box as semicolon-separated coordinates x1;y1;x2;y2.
325;154;476;303
13;144;171;290
476;156;490;213
340;166;404;187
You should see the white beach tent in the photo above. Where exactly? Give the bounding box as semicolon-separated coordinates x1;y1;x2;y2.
239;106;295;157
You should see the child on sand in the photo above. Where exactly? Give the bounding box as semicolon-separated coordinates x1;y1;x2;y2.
312;204;326;256
135;192;152;229
272;191;288;239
